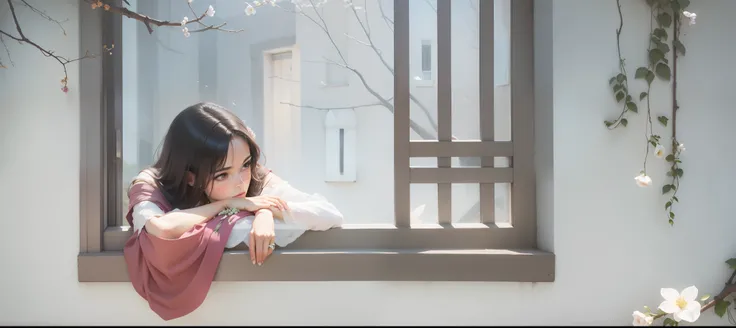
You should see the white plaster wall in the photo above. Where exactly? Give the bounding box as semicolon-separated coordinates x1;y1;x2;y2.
1;0;735;325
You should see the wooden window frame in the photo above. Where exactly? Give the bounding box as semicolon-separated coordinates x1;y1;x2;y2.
78;0;555;282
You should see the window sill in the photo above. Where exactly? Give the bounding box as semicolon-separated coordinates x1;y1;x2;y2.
78;248;554;282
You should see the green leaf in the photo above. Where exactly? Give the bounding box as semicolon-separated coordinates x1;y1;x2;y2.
627;102;638;113
726;258;736;270
674;39;687;56
617;73;626;83
640;92;648;100
604;120;613;127
635;67;649;79
666;154;675;162
616;91;625;103
646;71;655;85
658;42;670;54
656;63;671;80
715;300;731;318
609;76;617;85
657;12;672;28
626;94;632;102
670;211;675;219
613;84;623;92
621;118;628;127
658;116;669;126
649;49;665;65
673;196;679;202
665;201;672;209
678;0;691;9
663;184;672;194
675;168;683;177
663;317;677;326
700;294;711;302
669;218;674;226
653;28;668;41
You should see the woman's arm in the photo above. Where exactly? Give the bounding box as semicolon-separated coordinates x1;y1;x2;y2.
260;172;344;230
142;198;230;239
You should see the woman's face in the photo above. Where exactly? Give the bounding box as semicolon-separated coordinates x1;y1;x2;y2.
204;136;252;202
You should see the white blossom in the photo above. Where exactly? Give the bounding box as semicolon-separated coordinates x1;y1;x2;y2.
245;3;256;15
682;11;696;25
181;16;188;27
188;0;193;3
632;311;653;326
635;173;652;187
206;5;215;17
677;143;685;152
654;144;666;158
658;286;701;323
182;27;190;38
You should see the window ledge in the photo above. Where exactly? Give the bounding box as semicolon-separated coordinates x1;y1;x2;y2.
78;248;554;282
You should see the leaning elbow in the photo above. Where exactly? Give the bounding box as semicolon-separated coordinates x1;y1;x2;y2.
146;218;177;239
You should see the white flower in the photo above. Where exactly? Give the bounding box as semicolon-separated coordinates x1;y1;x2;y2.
635;173;652;187
182;27;190;38
658;286;702;323
682;11;696;25
677;143;685;152
188;0;193;3
181;16;188;27
254;0;261;6
653;144;666;158
206;5;215;17
632;311;653;326
245;3;256;15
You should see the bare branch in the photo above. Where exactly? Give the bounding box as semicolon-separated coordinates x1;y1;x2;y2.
377;0;393;32
350;2;439;134
0;34;13;68
19;0;69;36
185;2;243;34
1;0;98;90
281;98;392;111
424;0;437;13
81;0;240;35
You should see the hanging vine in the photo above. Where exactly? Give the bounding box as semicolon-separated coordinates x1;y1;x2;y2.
606;0;693;226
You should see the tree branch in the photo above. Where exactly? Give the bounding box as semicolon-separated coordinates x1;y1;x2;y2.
82;0;240;35
280;98;392;111
377;0;393;32
19;0;69;36
1;0;97;91
350;2;439;134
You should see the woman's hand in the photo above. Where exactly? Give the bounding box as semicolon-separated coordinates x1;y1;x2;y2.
249;209;276;266
229;195;289;214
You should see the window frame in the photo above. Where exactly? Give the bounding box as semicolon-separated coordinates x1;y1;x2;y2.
78;0;555;283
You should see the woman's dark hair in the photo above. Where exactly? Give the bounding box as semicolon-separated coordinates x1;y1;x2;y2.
135;102;266;209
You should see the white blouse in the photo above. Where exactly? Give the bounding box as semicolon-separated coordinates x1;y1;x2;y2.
131;179;344;248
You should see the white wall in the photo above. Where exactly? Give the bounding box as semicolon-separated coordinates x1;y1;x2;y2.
1;0;734;325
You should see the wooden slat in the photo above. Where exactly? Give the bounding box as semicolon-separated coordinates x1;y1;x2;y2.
79;4;104;253
104;224;525;252
79;249;555;282
105;6;124;228
437;0;452;225
510;0;537;248
394;0;411;228
479;0;496;224
410;168;513;184
409;140;513;157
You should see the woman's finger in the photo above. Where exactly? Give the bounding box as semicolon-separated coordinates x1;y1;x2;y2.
258;236;269;265
249;231;256;265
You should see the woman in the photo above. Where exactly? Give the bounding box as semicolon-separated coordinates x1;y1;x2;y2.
124;102;343;320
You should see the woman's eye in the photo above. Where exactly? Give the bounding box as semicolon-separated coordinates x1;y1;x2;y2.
242;162;251;169
215;173;228;181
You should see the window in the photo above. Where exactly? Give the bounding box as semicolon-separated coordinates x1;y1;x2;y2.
78;0;554;282
420;40;432;80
